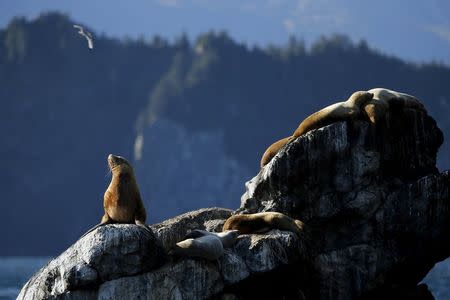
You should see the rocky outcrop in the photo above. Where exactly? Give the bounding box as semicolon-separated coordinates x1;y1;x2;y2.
18;224;165;300
240;108;447;299
19;108;449;299
18;208;307;299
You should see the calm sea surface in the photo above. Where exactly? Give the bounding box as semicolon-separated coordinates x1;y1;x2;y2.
0;257;51;300
1;256;449;299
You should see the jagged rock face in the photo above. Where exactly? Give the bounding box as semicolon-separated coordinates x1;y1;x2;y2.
239;110;448;299
18;225;165;300
97;231;305;299
240;110;443;217
151;207;233;251
18;208;307;299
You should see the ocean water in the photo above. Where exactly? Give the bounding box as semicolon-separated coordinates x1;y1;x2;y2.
1;256;449;299
0;257;51;300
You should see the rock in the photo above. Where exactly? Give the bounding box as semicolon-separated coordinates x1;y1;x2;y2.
18;224;165;299
19;206;306;299
96;230;303;299
238;110;448;299
151;207;233;250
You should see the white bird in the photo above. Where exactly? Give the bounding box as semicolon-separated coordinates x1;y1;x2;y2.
73;24;94;49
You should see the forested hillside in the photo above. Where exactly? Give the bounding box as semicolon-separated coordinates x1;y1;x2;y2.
1;12;449;255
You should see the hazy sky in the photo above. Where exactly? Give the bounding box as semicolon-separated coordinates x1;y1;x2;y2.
1;0;450;65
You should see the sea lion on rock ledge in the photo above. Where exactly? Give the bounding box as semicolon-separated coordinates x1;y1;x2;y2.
260;91;373;167
80;154;150;238
293;91;374;138
222;212;305;237
363;88;426;124
260;136;294;168
170;230;239;260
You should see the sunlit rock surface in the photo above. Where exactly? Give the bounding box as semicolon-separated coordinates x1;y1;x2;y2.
18;224;165;299
19;208;306;299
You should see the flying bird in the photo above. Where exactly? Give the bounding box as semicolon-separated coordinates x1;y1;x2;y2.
73;24;94;49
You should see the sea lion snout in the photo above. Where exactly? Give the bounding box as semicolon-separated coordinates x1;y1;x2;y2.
107;154;128;170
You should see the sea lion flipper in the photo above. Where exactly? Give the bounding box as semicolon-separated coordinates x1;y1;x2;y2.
184;229;209;239
135;220;153;237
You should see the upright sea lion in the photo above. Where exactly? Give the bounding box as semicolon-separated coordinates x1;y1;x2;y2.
80;154;150;238
363;88;426;123
222;212;304;237
260;136;294;168
170;230;239;260
293;91;374;138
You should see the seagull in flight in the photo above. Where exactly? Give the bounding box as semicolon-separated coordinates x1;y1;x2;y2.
73;24;94;49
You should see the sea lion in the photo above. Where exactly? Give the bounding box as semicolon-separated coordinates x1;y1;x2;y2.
222;212;304;236
260;91;373;167
170;235;224;261
184;229;240;248
80;154;150;238
363;88;426;123
293;91;374;138
261;89;425;167
170;230;239;260
260;136;294;168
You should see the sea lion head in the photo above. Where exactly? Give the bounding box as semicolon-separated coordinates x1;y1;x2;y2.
217;230;240;248
107;154;134;176
347;91;374;106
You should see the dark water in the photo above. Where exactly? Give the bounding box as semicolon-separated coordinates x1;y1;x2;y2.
1;256;449;299
0;257;50;300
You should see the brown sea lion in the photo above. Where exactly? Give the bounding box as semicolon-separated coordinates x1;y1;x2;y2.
260;91;373;167
293;91;374;138
363;88;426;123
222;212;304;236
260;136;294;168
80;154;150;239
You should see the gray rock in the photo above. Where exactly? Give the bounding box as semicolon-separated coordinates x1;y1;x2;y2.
151;207;233;251
18;224;164;300
238;110;448;299
96;230;301;299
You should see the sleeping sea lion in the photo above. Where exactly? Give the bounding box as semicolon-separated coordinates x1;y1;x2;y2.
222;212;304;237
363;88;426;123
260;136;294;168
293;91;374;138
170;230;239;260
